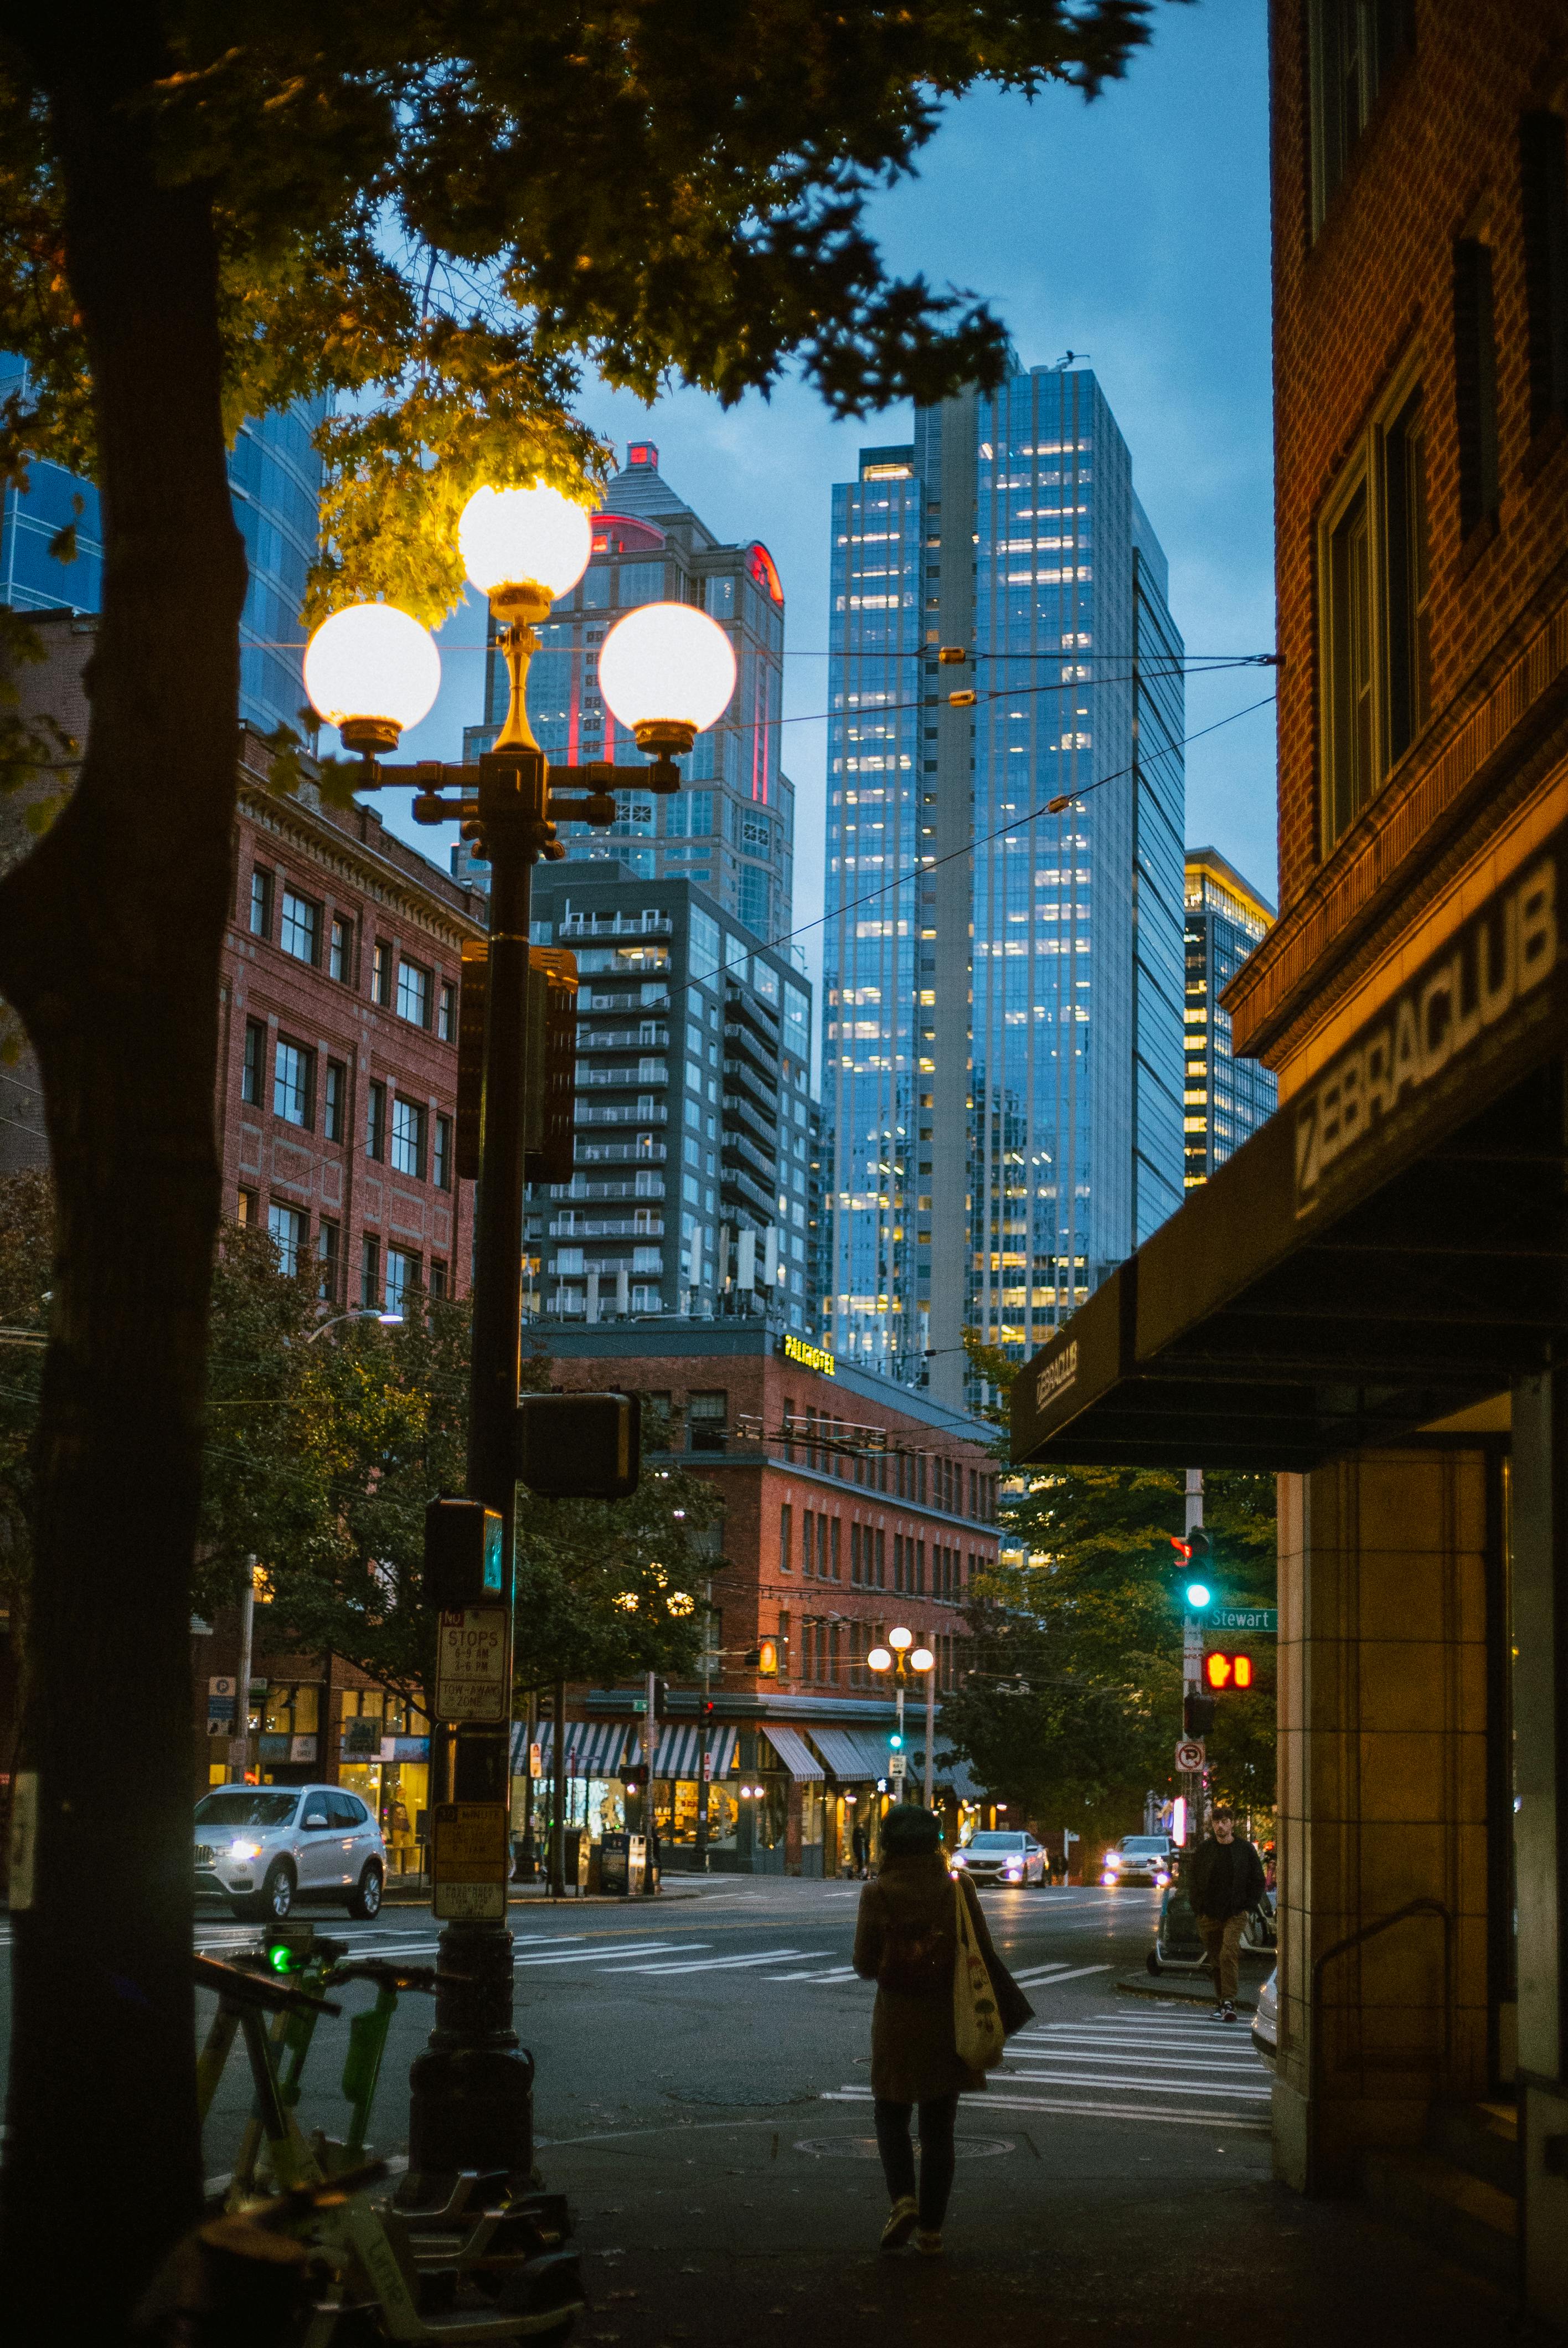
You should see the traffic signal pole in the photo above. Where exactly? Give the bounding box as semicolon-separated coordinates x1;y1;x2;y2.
1183;1467;1205;1856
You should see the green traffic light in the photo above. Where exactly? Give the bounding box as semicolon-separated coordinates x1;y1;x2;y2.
889;1732;904;1750
1185;1581;1212;1610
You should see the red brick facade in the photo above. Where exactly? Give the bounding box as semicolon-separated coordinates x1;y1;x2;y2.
1231;3;1568;1074
546;1343;999;1700
222;758;486;1305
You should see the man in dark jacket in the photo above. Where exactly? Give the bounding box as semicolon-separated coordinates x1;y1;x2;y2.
1189;1806;1266;2022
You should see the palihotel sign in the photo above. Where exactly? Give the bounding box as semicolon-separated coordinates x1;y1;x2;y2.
1295;844;1561;1213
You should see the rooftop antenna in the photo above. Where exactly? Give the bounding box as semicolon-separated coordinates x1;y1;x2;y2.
1053;349;1087;370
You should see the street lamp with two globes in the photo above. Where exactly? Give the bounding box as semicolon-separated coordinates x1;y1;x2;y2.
301;479;737;2195
866;1626;939;1809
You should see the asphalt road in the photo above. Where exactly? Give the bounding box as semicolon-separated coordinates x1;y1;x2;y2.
0;1882;1533;2346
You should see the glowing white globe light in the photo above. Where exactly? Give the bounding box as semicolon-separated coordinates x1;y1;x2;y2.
910;1647;936;1674
303;605;441;749
865;1646;894;1674
458;483;592;600
597;603;737;742
888;1625;914;1652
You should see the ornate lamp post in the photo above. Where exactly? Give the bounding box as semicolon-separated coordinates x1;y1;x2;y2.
866;1628;938;1806
305;483;736;2192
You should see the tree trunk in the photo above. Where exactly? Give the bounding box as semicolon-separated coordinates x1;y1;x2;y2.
0;15;247;2336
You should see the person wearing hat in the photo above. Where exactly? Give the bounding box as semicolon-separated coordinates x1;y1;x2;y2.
852;1804;1030;2256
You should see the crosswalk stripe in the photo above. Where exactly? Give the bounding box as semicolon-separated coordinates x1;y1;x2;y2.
514;1941;690;1968
819;2086;1269;2133
1007;2048;1263;2076
1011;1963;1112;1988
1002;2069;1271;2100
763;1966;862;1983
605;1947;828;1976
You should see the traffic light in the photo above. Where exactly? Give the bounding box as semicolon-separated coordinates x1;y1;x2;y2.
456;944;579;1184
651;1677;669;1719
517;1391;641;1500
1205;1651;1254;1690
621;1762;648;1795
1183;1692;1216;1737
888;1731;905;1753
742;1639;779;1675
1169;1528;1214;1613
424;1499;507;1609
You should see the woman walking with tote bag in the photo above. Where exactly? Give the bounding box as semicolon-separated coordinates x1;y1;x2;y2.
852;1806;1033;2255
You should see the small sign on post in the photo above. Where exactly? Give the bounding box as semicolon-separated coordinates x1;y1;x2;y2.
1174;1738;1206;1773
432;1801;509;1920
888;1752;907;1780
434;1607;511;1722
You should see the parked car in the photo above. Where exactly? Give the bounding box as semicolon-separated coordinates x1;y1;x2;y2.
194;1784;385;1922
1253;1965;1278;2061
1100;1834;1174;1887
950;1830;1048;1887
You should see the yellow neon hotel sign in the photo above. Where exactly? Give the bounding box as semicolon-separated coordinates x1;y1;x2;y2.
780;1332;835;1378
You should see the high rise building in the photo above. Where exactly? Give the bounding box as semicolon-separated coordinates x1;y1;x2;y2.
0;357;327;741
824;367;1186;1406
519;866;816;1332
1182;848;1277;1188
465;443;796;946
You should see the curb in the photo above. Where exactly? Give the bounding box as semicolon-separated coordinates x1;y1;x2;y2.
379;1886;702;1907
1114;1971;1257;2013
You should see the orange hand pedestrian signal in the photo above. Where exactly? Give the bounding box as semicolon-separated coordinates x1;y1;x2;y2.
1204;1651;1254;1690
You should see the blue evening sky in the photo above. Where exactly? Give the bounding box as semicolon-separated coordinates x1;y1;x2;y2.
385;0;1276;995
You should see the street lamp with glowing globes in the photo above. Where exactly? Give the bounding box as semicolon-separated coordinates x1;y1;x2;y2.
867;1626;940;1808
301;476;738;2201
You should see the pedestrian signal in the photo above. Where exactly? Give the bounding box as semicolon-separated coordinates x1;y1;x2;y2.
1183;1692;1216;1738
1205;1651;1254;1690
621;1763;648;1794
741;1639;780;1675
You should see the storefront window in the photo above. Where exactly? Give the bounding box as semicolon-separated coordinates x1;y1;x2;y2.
751;1775;789;1850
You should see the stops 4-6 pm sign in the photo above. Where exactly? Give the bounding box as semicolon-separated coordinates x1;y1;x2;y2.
434;1607;510;1722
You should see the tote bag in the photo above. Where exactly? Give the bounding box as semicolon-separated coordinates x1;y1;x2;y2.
952;1881;1005;2071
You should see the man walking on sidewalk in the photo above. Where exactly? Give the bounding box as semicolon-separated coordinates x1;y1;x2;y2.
1190;1805;1266;2023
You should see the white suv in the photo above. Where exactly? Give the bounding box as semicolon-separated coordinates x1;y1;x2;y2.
194;1784;385;1922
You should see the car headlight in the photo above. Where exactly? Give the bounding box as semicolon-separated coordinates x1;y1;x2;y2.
951;1852;968;1866
1103;1851;1122;1867
1101;1871;1118;1884
229;1838;263;1862
1003;1868;1022;1881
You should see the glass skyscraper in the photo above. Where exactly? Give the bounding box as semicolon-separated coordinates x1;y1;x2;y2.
824;366;1186;1408
1182;848;1278;1186
465;443;796;948
0;357;327;740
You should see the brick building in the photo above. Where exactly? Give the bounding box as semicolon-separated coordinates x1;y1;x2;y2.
1010;3;1568;2316
534;1322;1000;1874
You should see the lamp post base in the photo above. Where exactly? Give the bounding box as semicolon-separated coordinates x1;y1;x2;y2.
400;1920;535;2192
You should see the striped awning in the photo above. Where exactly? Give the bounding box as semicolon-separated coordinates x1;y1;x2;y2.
911;1748;987;1803
510;1719;737;1780
763;1724;824;1781
809;1727;892;1781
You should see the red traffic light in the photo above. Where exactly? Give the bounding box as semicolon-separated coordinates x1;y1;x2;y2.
1168;1535;1192;1561
1204;1651;1254;1691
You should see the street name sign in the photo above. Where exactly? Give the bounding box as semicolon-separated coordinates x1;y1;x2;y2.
434;1606;510;1722
432;1801;509;1921
1211;1607;1277;1635
1174;1738;1206;1772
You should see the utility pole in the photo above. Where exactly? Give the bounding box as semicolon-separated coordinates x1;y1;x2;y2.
1183;1467;1205;1863
643;1667;658;1894
697;1573;713;1871
550;1676;567;1897
922;1664;936;1811
227;1555;257;1782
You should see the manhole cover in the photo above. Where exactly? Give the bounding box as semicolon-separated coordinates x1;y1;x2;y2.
792;2136;1015;2160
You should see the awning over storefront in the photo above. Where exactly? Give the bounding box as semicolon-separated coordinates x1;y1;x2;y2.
512;1721;633;1776
763;1724;825;1780
911;1750;986;1803
1013;838;1568;1470
811;1727;894;1780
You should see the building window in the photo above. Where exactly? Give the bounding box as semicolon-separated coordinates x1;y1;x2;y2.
1521;112;1568;440
390;1096;427;1180
385;1246;419;1315
360;1232;380;1309
688;1389;728;1451
329;914;354;985
373;940;394;1007
1453;239;1500;541
241;1019;265;1106
430;1259;448;1300
1319;372;1430;851
397;957;432;1028
236;1186;258;1226
267;1202;306;1278
829;1517;840;1580
249;867;274;939
317;1218;341;1304
365;1079;386;1161
780;1503;793;1573
323;1058;347;1144
1307;0;1411;233
272;1039;314;1129
280;888;321;966
437;979;456;1042
433;1111;452;1191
